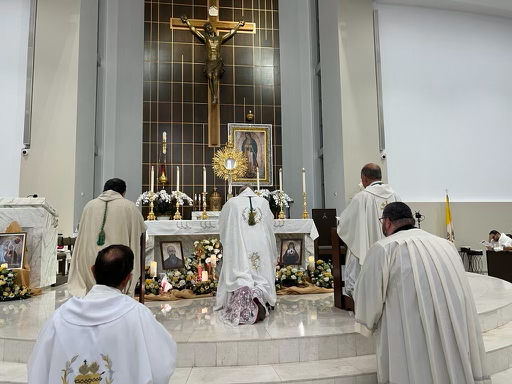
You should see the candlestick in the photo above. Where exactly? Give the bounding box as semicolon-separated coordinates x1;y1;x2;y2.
203;166;207;193
197;264;203;282
159;164;167;186
256;167;260;192
302;168;306;194
278;168;285;219
150;261;157;277
227;174;233;200
176;166;180;192
151;166;155;193
173;191;182;220
301;192;310;219
147;191;156;220
200;191;208;220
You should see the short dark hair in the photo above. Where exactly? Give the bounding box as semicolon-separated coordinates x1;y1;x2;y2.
361;164;382;181
489;230;500;236
103;178;126;195
93;245;134;288
382;202;415;227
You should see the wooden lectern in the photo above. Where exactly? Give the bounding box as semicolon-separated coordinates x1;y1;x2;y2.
331;228;354;311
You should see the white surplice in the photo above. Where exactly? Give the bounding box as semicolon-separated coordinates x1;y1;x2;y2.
215;188;277;325
337;182;400;296
354;228;490;384
68;190;146;297
28;285;177;384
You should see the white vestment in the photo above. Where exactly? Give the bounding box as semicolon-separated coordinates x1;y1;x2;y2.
354;228;490;384
28;285;177;384
337;182;400;296
215;188;277;325
491;233;512;250
68;190;146;297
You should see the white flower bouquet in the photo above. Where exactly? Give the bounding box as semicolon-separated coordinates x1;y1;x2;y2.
275;265;307;290
258;189;292;216
136;189;193;216
194;237;223;264
311;259;334;289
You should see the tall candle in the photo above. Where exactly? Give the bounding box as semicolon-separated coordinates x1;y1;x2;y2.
302;168;306;193
163;131;166;141
150;166;155;193
279;168;283;192
150;261;157;277
203;166;207;193
256;167;260;191
176;166;180;192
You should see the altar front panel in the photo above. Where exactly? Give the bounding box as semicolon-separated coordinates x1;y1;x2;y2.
145;219;319;273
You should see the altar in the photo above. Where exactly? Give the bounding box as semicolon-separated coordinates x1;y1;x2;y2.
145;219;319;274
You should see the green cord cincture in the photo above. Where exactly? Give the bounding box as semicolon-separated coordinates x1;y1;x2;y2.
97;201;108;246
248;197;256;226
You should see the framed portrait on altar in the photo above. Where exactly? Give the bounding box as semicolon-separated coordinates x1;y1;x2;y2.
160;241;185;270
279;238;303;266
0;232;26;269
228;123;273;186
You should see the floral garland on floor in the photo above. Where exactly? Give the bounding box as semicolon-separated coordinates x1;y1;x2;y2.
311;260;334;289
166;257;198;291
0;264;31;301
275;265;308;291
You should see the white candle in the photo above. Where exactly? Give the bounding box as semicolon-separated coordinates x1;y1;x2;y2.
176;166;180;192
308;256;315;271
150;261;157;277
302;168;306;194
256;167;260;191
203;166;207;193
279;168;283;192
202;271;209;281
150;166;155;193
163;131;166;142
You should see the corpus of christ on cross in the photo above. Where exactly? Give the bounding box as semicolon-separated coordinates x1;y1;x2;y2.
170;0;256;147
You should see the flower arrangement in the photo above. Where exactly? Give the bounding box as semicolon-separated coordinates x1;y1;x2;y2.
143;266;161;295
275;265;307;291
311;260;334;289
136;189;193;216
166;256;198;291
259;189;293;216
194;238;222;264
192;280;218;295
0;264;30;301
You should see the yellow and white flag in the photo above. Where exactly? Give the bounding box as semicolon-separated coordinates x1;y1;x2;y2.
445;192;455;243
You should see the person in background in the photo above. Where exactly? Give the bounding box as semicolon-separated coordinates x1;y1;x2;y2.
487;230;512;251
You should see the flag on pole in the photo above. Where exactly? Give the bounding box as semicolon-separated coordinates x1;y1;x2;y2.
445;191;455;243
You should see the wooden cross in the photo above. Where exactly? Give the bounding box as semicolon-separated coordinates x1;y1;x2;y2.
171;0;256;147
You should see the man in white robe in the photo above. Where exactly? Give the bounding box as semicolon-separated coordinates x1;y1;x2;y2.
68;178;146;297
28;244;177;384
488;230;512;251
337;163;400;297
215;185;277;325
354;202;490;384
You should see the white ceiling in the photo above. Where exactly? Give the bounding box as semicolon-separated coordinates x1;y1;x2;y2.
375;0;512;19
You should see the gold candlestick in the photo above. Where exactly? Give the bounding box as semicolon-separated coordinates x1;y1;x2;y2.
147;191;156;221
278;190;285;219
173;192;182;220
301;192;310;219
200;192;208;220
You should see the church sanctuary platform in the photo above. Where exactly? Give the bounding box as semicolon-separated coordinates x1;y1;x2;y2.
0;274;511;383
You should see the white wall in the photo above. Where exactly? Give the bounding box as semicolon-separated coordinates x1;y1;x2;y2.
0;0;31;198
379;4;512;202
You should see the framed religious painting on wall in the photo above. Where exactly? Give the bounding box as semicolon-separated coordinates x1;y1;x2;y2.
279;238;303;266
0;232;26;269
160;241;185;270
228;123;273;186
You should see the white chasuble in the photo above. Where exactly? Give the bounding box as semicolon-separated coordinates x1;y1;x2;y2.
28;285;177;384
337;183;400;295
215;188;277;325
68;190;146;297
354;229;490;384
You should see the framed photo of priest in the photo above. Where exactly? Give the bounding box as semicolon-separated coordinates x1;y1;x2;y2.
160;241;184;270
279;239;303;266
228;123;273;186
0;232;26;269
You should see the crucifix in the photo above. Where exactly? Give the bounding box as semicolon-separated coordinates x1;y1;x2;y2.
171;1;256;147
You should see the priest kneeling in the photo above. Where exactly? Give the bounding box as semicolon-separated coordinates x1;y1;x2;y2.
215;185;277;325
28;245;177;384
354;202;490;384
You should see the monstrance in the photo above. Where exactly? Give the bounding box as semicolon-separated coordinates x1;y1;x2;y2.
212;141;248;199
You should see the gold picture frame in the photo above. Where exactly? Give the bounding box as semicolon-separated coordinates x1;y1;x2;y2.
228;123;273;186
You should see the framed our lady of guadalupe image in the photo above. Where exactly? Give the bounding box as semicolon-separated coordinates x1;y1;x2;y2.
228;123;273;186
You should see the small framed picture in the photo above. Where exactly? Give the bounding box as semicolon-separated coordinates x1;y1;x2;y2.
0;233;26;269
280;239;303;266
160;241;184;270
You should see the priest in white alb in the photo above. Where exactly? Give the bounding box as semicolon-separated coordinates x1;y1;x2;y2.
354;202;490;384
68;178;146;297
28;245;177;384
215;185;277;325
337;163;400;297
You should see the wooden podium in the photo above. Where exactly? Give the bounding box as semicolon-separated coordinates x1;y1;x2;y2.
331;227;354;311
487;250;512;283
